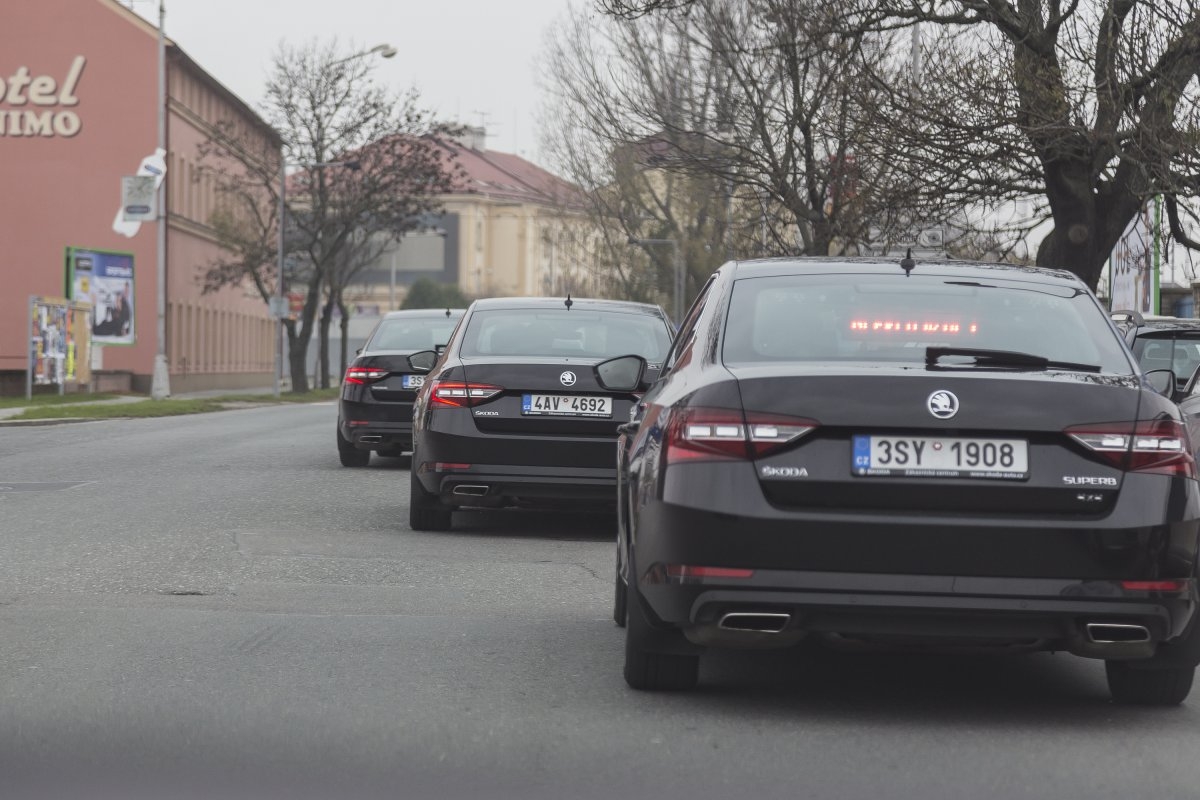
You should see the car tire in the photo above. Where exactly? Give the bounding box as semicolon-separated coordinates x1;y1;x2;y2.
337;428;370;467
613;552;627;628
409;466;452;531
623;578;698;691
1106;661;1195;706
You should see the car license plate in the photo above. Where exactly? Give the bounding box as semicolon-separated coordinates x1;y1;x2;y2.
402;375;425;389
522;394;612;418
852;435;1028;479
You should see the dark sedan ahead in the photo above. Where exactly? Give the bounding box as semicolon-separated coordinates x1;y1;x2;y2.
337;308;463;467
407;297;673;531
617;257;1200;704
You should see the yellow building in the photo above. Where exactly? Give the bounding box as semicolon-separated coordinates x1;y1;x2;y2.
350;128;598;308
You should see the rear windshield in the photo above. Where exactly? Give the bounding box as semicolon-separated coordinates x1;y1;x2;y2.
1132;334;1200;381
460;309;671;361
367;317;459;351
722;273;1133;373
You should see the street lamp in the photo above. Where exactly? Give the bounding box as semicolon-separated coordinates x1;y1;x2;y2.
628;236;684;324
150;0;170;400
331;44;398;67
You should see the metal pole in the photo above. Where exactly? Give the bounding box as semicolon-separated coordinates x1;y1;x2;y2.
673;241;683;324
150;0;171;399
390;249;396;310
275;146;285;397
26;296;35;402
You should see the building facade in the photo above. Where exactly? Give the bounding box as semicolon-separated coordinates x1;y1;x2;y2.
0;0;279;395
349;128;598;309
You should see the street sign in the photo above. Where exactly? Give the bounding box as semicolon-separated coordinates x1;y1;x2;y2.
121;175;157;222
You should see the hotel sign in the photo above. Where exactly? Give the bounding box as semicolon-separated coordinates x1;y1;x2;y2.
0;56;86;138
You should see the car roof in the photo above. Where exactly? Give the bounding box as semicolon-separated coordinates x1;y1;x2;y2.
468;296;666;316
727;256;1081;285
380;308;465;319
1132;319;1200;333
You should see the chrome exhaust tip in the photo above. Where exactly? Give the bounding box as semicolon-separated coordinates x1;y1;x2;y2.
359;435;383;444
1085;623;1151;644
452;484;489;497
717;612;791;634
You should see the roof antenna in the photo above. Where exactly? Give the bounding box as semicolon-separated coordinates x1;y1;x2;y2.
444;308;451;318
564;293;573;310
900;248;916;277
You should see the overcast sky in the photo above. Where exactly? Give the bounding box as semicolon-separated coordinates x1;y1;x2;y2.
131;0;585;164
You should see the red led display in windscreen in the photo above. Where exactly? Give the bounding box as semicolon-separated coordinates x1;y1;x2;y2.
849;320;979;335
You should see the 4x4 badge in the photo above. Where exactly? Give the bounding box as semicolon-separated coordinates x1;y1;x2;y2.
927;390;959;419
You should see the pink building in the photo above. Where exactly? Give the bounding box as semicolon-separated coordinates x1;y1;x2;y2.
0;0;279;394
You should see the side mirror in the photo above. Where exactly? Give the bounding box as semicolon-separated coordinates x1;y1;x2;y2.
1144;368;1176;398
435;343;447;356
408;350;438;374
595;354;648;393
355;347;363;356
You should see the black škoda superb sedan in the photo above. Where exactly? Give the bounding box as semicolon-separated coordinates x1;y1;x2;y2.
616;257;1200;705
407;297;674;531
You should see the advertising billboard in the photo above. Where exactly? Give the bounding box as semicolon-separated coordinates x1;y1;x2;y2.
1109;199;1160;315
66;247;135;346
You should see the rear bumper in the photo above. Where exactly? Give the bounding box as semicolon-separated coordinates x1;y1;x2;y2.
635;567;1196;659
628;464;1200;659
339;419;413;450
415;461;615;506
414;412;619;505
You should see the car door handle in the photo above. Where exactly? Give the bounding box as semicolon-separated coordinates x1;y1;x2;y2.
617;422;640;436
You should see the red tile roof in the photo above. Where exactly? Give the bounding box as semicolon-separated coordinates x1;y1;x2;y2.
437;139;585;209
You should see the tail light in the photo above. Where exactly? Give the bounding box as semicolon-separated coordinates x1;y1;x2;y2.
665;407;818;464
344;366;389;385
429;380;503;408
1066;420;1197;478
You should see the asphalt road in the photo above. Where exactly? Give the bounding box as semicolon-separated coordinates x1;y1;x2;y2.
2;404;1199;799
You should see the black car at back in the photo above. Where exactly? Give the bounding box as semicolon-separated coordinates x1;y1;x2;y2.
337;308;463;467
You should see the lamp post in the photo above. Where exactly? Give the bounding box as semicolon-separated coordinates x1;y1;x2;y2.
274;43;394;397
149;0;170;400
629;236;684;324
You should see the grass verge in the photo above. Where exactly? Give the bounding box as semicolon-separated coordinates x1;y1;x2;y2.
7;388;339;421
0;393;126;410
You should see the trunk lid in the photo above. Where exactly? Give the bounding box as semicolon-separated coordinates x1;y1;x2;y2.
730;365;1143;516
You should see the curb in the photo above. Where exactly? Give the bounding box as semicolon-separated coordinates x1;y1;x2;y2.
0;418;106;428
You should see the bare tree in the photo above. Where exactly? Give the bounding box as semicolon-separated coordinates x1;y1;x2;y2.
199;40;458;392
546;0;925;305
834;1;1200;288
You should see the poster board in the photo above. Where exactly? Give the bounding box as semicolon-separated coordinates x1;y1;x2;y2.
65;246;136;346
27;296;92;399
1109;199;1161;315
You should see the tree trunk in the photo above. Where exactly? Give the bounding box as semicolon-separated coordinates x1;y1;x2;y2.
285;320;310;394
318;296;334;390
337;293;351;379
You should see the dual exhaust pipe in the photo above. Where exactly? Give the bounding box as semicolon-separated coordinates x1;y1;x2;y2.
452;484;489;497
